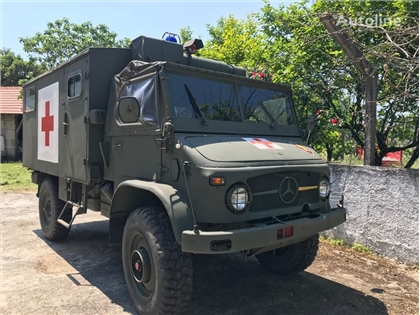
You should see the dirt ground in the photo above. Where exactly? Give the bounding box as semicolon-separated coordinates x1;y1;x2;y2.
0;192;418;315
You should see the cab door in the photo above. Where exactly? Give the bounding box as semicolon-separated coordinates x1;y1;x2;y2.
108;76;162;187
60;60;88;182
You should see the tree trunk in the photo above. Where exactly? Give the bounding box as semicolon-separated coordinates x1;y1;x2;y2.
405;146;419;168
320;13;377;166
326;143;333;162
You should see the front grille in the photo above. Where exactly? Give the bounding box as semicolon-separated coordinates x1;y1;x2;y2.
247;171;321;212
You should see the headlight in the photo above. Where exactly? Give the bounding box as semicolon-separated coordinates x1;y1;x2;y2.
319;178;331;199
226;183;251;213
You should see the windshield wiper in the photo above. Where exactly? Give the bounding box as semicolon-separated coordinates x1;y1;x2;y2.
184;84;207;125
259;101;287;128
258;103;277;128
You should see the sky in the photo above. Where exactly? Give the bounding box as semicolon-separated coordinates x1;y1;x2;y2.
0;0;289;59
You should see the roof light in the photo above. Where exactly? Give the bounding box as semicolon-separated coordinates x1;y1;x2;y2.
183;38;204;55
165;36;177;43
161;32;180;43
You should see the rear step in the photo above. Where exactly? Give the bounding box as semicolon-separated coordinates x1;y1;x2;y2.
57;201;85;229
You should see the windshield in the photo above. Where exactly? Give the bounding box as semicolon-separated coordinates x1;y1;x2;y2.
168;73;296;127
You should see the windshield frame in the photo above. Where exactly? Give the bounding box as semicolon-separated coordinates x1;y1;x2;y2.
162;64;301;137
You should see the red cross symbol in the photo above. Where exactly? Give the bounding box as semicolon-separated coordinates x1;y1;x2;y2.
250;138;274;148
41;101;54;146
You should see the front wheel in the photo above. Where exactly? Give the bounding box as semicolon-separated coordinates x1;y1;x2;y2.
122;206;193;315
256;234;319;276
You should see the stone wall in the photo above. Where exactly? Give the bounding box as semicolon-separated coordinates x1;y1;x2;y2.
325;164;419;264
1;114;18;160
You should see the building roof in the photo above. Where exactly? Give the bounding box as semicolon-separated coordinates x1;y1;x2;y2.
0;87;23;114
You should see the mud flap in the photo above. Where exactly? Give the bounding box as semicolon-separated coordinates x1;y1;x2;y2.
109;216;128;246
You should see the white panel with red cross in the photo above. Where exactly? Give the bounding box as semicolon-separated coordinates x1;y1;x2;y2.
37;82;59;163
242;138;284;150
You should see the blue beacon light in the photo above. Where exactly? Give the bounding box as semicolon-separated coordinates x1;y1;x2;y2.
165;36;177;43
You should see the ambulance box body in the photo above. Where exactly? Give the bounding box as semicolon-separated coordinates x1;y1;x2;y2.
22;48;131;183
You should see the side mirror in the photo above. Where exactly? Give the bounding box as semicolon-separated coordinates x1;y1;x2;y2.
307;115;315;133
305;115;316;144
118;97;140;123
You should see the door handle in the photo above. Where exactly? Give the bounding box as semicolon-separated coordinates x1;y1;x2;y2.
63;112;69;136
113;144;122;148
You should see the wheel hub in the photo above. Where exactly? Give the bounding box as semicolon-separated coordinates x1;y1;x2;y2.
131;248;151;283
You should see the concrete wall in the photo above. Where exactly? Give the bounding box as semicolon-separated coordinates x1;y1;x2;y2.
325;164;419;265
1;114;18;160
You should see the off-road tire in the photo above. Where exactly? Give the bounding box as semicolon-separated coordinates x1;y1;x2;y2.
39;177;71;241
256;234;319;276
122;206;193;315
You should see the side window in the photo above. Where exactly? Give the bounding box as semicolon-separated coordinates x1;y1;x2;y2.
118;77;158;125
25;87;36;112
67;71;82;99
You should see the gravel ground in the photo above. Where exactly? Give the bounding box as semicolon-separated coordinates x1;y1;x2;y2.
1;192;418;315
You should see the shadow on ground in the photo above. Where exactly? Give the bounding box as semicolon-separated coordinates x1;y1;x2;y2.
34;221;388;315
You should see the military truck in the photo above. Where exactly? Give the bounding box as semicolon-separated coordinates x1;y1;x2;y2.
22;33;346;315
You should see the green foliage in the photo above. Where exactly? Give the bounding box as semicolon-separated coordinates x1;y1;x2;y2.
328;238;347;247
0;49;46;86
321;236;373;254
352;243;373;254
309;0;419;166
200;14;268;69
0;162;36;191
179;26;194;44
19;18;131;69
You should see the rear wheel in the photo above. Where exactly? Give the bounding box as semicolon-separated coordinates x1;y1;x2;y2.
39;177;71;241
256;234;319;276
122;206;193;315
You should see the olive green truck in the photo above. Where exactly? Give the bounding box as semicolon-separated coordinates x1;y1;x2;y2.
22;33;346;315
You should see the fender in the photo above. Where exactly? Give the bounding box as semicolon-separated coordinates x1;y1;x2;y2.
109;180;194;244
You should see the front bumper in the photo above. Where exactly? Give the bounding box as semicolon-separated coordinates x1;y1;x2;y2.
181;207;346;254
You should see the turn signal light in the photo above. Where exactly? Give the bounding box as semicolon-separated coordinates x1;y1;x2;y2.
277;226;294;240
210;177;226;186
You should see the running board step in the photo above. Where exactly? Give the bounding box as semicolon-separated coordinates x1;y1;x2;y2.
57;201;84;229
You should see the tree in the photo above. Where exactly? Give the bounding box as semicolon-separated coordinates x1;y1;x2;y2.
259;0;418;166
19;18;131;69
200;14;268;70
0;49;46;86
320;12;378;166
179;27;194;44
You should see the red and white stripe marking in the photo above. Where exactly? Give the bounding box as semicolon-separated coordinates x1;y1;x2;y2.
242;138;284;150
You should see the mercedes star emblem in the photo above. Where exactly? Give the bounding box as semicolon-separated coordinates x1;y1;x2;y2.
279;177;298;204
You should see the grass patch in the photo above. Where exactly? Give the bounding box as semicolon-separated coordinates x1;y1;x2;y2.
352;243;373;254
320;235;373;254
328;238;347;247
0;161;36;191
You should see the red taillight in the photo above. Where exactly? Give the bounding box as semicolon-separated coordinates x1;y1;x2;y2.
285;226;294;238
277;226;294;240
